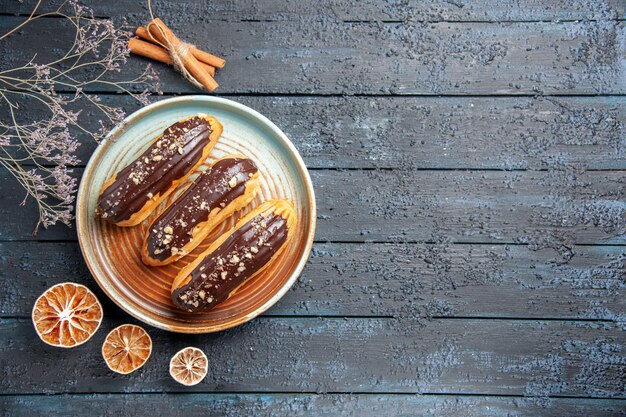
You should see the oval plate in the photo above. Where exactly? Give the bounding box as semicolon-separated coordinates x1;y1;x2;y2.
77;96;316;333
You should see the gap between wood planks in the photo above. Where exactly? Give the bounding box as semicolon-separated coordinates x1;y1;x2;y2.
2;391;626;399
0;12;623;24
0;313;620;322
5;90;626;98
3;237;625;246
18;164;626;172
0;315;621;324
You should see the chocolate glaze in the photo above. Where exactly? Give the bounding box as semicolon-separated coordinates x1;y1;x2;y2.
96;116;214;223
172;212;288;312
146;157;258;261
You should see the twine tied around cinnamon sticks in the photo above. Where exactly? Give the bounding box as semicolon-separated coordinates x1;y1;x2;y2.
129;18;225;92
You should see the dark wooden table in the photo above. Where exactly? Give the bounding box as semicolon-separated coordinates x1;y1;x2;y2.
1;1;625;416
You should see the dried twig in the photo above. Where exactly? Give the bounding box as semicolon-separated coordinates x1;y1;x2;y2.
0;0;161;234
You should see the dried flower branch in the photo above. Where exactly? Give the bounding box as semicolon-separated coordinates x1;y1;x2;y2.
0;0;161;234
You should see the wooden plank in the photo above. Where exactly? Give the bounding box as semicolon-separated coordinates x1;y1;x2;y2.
1;317;624;396
1;168;624;244
314;169;625;244
1;242;624;322
2;393;626;417
1;0;623;22
1;17;624;95
11;95;626;170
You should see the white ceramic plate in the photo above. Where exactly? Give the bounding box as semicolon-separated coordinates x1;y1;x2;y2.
77;96;316;333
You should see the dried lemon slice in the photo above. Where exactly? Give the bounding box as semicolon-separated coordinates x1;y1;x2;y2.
32;282;103;348
102;324;152;374
169;347;208;386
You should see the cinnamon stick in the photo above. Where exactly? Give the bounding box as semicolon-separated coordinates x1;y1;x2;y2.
128;38;215;76
138;22;226;69
146;18;218;92
188;46;226;70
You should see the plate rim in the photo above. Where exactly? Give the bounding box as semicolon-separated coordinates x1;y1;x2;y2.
76;95;317;333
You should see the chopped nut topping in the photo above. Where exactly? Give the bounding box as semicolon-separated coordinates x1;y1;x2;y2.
221;271;228;280
169;143;176;151
198;290;206;300
171;247;179;255
178;147;184;154
228;176;237;188
201;273;207;279
237;265;246;273
244;252;253;259
147;192;153;199
230;255;240;264
132;177;140;185
163;226;174;234
250;246;259;254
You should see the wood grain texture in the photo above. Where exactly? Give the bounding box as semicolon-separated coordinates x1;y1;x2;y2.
1;0;625;410
1;17;624;95
1;242;624;322
2;168;623;245
1;317;624;396
1;0;623;22
11;95;626;170
315;169;625;244
2;394;626;417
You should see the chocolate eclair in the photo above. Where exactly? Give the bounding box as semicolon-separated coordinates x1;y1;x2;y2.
96;114;223;227
141;155;261;266
171;199;297;312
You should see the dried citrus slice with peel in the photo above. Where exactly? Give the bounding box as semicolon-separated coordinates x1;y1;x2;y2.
169;347;208;386
32;282;103;348
102;324;152;374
